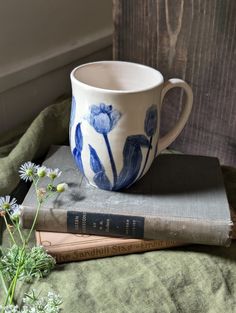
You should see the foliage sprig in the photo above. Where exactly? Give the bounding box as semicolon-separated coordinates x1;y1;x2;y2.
0;162;67;312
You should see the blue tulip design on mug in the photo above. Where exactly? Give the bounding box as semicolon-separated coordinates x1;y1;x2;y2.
86;103;121;135
70;61;193;191
73;122;84;176
72;100;158;191
138;105;158;179
86;104;121;188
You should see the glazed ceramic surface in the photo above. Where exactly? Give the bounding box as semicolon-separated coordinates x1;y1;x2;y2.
70;61;193;190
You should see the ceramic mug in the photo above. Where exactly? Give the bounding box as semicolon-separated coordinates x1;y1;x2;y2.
70;61;193;191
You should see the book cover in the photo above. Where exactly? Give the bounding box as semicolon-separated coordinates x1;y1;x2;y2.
22;146;232;246
36;231;184;263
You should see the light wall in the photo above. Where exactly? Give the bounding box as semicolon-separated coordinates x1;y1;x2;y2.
0;0;113;134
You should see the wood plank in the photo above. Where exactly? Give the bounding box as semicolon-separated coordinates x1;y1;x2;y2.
113;0;236;166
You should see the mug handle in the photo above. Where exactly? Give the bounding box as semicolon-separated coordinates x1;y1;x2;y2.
157;78;193;153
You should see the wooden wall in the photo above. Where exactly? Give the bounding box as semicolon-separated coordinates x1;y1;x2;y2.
113;0;236;166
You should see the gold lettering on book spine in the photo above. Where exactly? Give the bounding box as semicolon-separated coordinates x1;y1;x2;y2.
51;240;182;263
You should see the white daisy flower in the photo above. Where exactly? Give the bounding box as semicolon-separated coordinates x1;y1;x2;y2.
19;161;38;182
0;196;18;212
10;204;23;221
47;168;62;180
56;183;68;193
37;166;47;178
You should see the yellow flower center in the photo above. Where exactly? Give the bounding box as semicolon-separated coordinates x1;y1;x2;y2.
49;173;57;179
26;169;33;176
3;203;10;210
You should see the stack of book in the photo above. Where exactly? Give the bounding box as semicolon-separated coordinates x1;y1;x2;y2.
21;146;235;263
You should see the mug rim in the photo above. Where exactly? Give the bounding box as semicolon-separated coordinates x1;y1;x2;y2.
70;60;164;94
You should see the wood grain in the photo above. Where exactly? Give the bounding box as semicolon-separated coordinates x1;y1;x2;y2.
113;0;236;166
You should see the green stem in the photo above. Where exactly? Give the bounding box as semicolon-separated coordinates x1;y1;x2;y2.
9;247;25;304
1;176;58;309
44;191;55;201
0;270;8;296
26;201;41;244
3;277;15;308
16;224;25;245
3;216;16;245
5;178;40;306
25;177;42;243
6;211;24;245
27;177;56;243
33;177;40;189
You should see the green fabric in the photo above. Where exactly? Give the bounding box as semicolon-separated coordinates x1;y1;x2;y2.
0;98;70;196
2;234;236;313
0;99;236;312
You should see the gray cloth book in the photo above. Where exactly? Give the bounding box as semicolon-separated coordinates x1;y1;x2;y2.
21;146;232;246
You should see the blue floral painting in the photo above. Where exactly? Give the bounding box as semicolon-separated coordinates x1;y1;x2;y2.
86;103;121;188
70;96;76;127
88;144;112;190
86;103;121;135
137;104;157;179
73;122;84;175
72;102;158;191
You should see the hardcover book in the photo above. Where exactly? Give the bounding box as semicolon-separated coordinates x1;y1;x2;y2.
36;231;183;263
22;146;232;246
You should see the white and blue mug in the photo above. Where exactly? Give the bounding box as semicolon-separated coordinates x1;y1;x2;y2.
70;61;193;191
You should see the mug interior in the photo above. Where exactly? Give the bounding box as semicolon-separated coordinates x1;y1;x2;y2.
72;61;163;92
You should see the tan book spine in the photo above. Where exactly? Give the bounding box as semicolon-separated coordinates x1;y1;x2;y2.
36;231;184;263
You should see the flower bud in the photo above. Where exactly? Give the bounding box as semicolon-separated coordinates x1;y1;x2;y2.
10;205;23;222
47;184;56;192
56;183;68;193
37;166;47;178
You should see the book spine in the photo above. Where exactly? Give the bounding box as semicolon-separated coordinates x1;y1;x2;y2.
22;207;234;245
47;240;183;263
